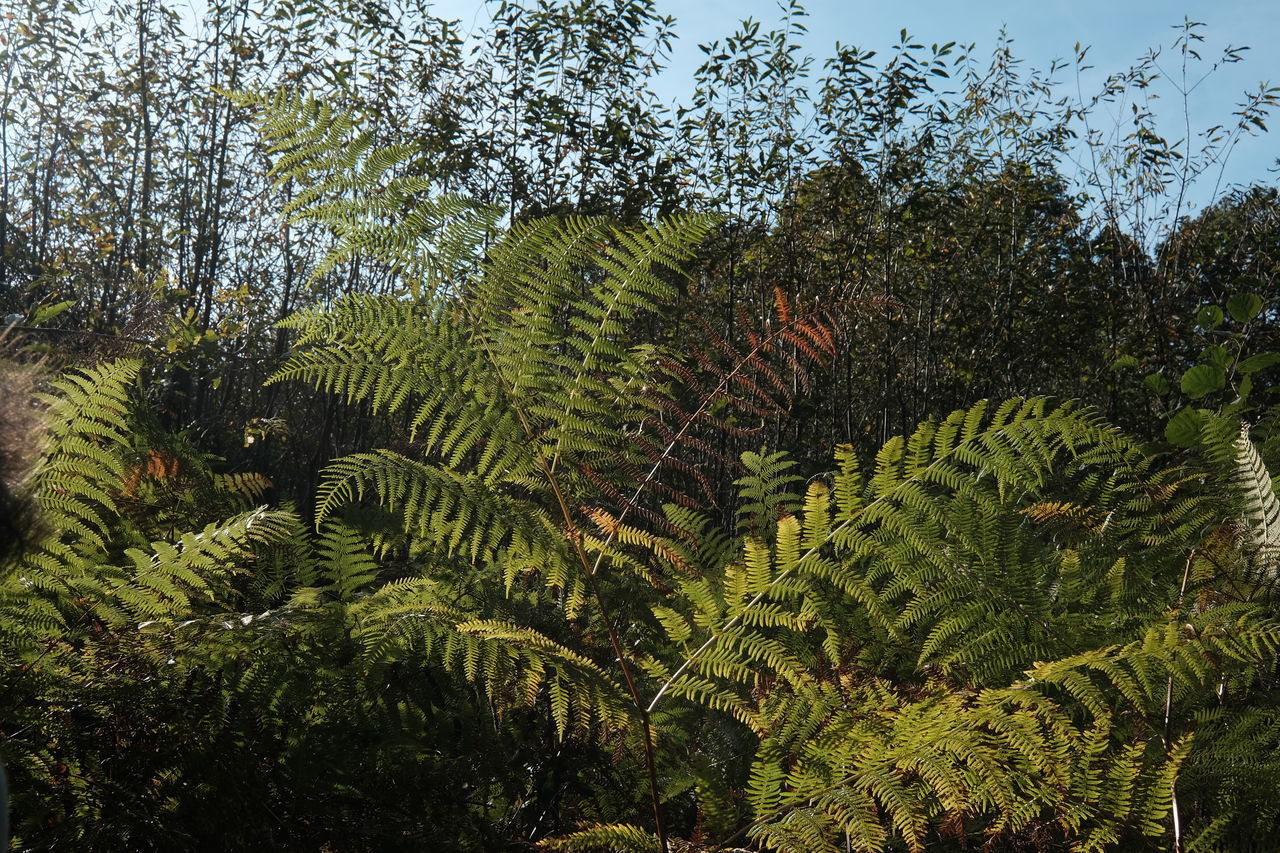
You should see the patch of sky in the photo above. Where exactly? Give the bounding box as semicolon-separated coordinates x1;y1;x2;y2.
428;0;1279;218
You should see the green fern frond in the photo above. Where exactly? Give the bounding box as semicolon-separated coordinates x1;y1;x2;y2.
312;521;380;600
1232;426;1280;584
34;359;140;549
540;823;661;853
226;88;500;295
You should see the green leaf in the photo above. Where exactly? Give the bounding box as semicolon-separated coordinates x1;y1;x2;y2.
1227;293;1264;323
1201;345;1231;368
1238;352;1280;374
1196;305;1224;330
1165;407;1203;446
1181;363;1225;399
1110;355;1139;372
1143;373;1171;395
32;300;75;325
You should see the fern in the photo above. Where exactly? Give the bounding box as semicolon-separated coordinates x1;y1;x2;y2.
32;358;139;550
1232;425;1280;586
540;823;661;852
226;88;500;296
614;399;1231;851
272;212;717;604
1;359;299;648
230;88;1280;851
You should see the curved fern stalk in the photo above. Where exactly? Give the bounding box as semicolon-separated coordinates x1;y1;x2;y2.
1232;426;1280;587
100;507;297;625
347;581;634;737
584;286;839;584
456;620;635;738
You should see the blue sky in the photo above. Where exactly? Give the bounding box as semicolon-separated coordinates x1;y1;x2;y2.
435;0;1280;212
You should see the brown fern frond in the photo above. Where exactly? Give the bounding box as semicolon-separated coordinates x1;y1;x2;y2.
1021;500;1107;533
583;507;691;575
581;466;683;535
123;450;182;497
619;450;715;509
774;285;793;325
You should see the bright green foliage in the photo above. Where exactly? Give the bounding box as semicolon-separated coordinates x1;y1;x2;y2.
542;824;661;852
270;197;717;618
267;206;719;744
0;360;296;652
5;75;1280;852
615;400;1225;851
225;89;502;294
0;358;306;847
268;190;1277;849
1232;426;1280;584
231;94;1280;851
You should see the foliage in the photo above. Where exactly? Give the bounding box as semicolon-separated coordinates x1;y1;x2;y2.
2;3;1280;851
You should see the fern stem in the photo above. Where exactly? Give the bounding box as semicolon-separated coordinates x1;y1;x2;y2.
588;312;800;579
465;304;671;853
1165;550;1194;853
537;447;670;853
